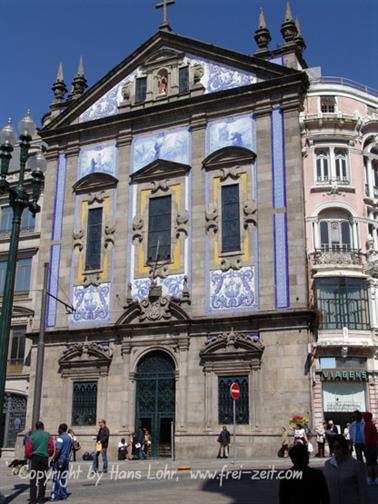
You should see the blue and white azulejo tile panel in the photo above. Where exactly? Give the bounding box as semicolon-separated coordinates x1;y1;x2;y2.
185;55;256;94
78;142;117;179
209;267;256;312
132;274;186;301
79;69;139;123
206;114;254;155
131;127;190;173
71;283;112;324
274;213;289;309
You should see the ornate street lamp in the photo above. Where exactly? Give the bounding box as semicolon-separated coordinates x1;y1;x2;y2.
0;111;46;444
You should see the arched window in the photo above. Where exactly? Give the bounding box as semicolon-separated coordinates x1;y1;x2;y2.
334;149;348;182
316;149;330;182
318;209;352;251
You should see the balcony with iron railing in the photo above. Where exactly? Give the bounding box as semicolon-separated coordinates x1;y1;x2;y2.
310;76;378;98
312;248;363;266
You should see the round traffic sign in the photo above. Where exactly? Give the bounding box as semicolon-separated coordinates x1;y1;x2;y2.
230;382;240;400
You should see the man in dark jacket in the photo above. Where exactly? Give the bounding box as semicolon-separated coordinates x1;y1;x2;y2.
134;426;145;460
279;444;330;504
25;421;54;504
217;426;231;459
93;418;110;473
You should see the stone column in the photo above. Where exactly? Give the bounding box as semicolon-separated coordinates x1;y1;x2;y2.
255;111;274;310
190;114;207;316
367;158;374;198
114;130;132;313
177;337;189;431
203;368;212;430
329;147;335;180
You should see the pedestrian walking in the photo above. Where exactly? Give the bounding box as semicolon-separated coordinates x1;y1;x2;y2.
279;444;329;504
118;438;127;460
323;434;368;504
67;428;80;462
25;421;54;504
343;423;352;455
315;422;326;458
216;426;231;459
92;418;110;473
134;426;145;460
293;423;308;446
362;412;378;485
325;420;338;455
349;410;365;463
50;423;73;502
279;427;289;458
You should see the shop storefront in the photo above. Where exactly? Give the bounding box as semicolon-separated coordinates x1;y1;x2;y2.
320;364;369;430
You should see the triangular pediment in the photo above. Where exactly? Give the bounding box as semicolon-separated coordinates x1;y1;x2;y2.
40;31;298;132
203;146;256;170
73;172;119;193
130;158;191;184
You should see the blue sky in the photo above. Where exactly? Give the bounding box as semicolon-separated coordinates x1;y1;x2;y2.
0;0;377;131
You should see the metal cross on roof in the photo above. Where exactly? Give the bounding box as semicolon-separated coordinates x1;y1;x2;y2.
155;0;175;32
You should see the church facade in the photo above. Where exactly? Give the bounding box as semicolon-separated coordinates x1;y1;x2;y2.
24;6;316;458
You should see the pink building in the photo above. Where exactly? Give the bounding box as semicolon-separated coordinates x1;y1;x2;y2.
302;76;378;430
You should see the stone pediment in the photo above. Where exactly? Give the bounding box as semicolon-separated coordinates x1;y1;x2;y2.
12;305;34;318
40;31;297;131
130;159;191;184
58;339;113;376
72;172;118;193
142;48;185;70
200;330;264;370
116;284;190;325
203;146;256;170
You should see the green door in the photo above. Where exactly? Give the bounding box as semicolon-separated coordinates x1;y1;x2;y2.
135;351;175;457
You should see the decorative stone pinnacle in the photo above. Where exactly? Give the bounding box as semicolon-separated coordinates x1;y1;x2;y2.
155;0;175;32
294;17;306;50
257;7;267;29
71;56;88;99
254;7;272;50
280;0;298;43
284;0;294;21
51;62;67;104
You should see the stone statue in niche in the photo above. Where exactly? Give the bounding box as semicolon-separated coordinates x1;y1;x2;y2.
193;64;204;84
158;74;168;95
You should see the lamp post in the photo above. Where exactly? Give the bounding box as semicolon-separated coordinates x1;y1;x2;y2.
0;111;46;445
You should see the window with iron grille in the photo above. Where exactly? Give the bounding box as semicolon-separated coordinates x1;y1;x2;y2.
148;196;171;262
179;67;189;94
221;184;241;253
72;381;97;426
85;208;102;271
135;77;147;103
218;376;249;424
316;277;369;330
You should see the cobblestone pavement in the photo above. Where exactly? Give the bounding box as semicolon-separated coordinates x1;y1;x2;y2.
1;458;378;503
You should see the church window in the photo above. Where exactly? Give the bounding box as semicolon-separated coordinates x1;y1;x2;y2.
316;277;369;330
218;376;249;424
320;96;336;113
221;184;241;253
179;67;189;94
148;195;172;262
135;77;147;103
72;381;97;426
85;207;102;271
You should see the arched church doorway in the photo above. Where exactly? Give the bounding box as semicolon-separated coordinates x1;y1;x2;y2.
135;350;175;457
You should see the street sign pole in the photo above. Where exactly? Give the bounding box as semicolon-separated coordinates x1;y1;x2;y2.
229;382;240;462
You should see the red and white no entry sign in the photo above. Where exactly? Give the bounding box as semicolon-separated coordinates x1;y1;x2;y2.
230;382;240;400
